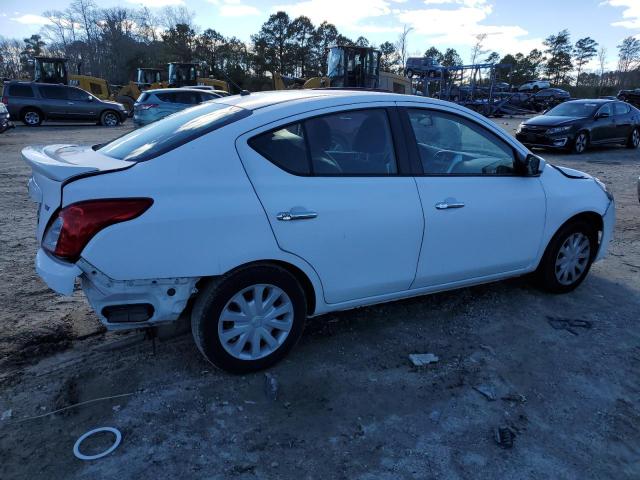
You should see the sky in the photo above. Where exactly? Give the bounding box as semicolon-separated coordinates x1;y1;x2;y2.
1;0;639;70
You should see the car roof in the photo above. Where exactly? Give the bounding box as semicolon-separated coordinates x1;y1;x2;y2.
146;88;219;94
565;98;612;105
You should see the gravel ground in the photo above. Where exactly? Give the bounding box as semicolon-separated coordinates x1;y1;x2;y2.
0;117;638;480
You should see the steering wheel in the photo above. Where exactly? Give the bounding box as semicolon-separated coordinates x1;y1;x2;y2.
432;150;465;174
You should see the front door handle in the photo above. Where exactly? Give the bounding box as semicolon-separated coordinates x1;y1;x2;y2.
276;210;318;221
435;201;465;210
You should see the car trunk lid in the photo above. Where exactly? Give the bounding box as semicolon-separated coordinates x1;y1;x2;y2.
22;144;134;241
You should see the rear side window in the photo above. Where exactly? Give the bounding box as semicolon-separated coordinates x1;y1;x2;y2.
8;85;34;97
98;103;251;162
173;91;201;104
137;92;150;103
40;86;68;100
250;124;310;175
249;108;398;176
155;92;176;103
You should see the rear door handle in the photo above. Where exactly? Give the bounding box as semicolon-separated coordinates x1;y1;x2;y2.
276;210;318;221
435;201;465;210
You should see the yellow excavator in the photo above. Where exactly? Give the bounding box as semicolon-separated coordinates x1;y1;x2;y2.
272;46;411;94
31;57;229;115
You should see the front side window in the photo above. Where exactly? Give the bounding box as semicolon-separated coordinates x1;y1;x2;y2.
68;87;90;101
407;108;515;175
597;103;613;116
614;102;630;115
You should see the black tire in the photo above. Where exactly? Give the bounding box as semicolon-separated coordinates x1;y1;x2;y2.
22;108;42;126
100;110;120;127
191;265;307;373
626;127;640;149
572;131;589;154
535;220;597;293
406;69;413;78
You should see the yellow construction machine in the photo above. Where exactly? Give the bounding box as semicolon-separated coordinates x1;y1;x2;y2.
272;46;411;94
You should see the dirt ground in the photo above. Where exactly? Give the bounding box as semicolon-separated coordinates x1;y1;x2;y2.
0;117;639;480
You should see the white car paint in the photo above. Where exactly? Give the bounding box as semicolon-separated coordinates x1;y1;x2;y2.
23;90;615;331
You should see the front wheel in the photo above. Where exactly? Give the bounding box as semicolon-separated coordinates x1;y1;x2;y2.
535;221;597;293
572;131;588;154
627;127;639;149
22;109;42;126
191;265;307;373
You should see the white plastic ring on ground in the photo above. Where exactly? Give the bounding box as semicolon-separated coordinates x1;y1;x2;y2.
73;427;122;461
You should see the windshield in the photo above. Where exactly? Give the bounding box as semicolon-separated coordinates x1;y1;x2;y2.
547;102;598;117
98;103;251;162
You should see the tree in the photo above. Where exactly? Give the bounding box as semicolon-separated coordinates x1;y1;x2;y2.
441;48;462;67
355;36;370;47
395;25;413;70
484;51;500;64
424;46;443;63
470;33;487;65
251;12;293;75
312;22;338;76
196;29;226;74
161;23;197;62
597;47;607;93
379;41;399;73
543;29;573;85
573;37;598;86
290;16;315;77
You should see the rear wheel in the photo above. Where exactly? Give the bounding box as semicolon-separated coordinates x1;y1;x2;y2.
572;131;588;154
535;220;597;293
100;110;120;127
22;109;42;126
191;265;307;373
627;127;639;149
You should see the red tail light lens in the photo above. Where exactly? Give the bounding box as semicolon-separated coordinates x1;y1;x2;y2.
43;198;153;261
1;96;8;105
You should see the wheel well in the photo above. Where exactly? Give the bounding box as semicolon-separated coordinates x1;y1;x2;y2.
20;106;44;119
196;260;317;316
553;211;603;252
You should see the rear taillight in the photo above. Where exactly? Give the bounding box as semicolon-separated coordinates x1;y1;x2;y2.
1;96;7;106
43;198;153;261
137;103;158;110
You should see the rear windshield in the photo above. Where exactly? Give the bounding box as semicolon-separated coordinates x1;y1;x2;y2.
137;92;150;103
98;102;251;162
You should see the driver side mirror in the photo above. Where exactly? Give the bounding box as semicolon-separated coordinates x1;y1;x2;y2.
515;152;542;176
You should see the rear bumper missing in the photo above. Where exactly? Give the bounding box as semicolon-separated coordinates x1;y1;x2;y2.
77;259;199;330
35;249;198;330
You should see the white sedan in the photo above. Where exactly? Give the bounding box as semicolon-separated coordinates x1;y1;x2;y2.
24;90;615;372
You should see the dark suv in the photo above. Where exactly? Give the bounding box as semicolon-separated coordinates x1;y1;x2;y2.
1;81;128;127
618;88;640;107
405;57;444;78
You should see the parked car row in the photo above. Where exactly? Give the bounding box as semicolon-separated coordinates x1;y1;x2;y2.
24;90;615;372
1;81;128;127
0;81;229;128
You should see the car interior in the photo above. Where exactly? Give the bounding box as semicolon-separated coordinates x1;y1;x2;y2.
407;110;515;175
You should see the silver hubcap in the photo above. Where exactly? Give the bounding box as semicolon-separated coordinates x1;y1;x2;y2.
575;134;587;153
555;232;590;285
218;284;294;360
632;130;639;147
104;113;118;126
25;112;39;125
